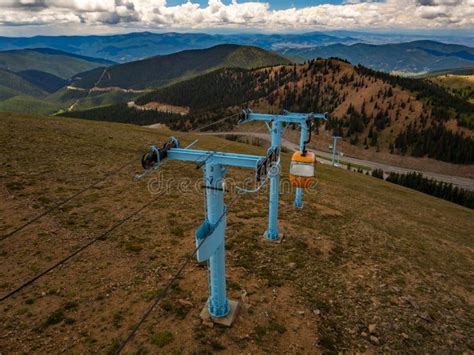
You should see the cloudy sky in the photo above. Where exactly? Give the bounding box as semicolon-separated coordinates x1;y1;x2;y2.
0;0;473;36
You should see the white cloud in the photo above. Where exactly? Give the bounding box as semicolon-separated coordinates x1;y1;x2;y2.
0;0;472;30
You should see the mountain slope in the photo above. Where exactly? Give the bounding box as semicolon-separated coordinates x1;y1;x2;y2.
0;48;116;114
432;76;474;103
0;112;473;353
287;41;474;74
71;44;291;90
0;95;58;115
68;59;474;165
17;70;68;93
47;88;141;112
0;69;48;99
0;69;64;115
0;48;113;79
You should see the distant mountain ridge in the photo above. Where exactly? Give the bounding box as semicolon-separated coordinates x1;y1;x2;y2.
71;44;291;90
11;48;114;65
0;48;113;79
1;31;472;64
0;31;356;63
286;40;474;74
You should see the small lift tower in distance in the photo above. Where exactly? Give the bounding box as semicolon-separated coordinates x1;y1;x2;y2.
239;109;327;241
137;137;279;325
331;136;341;167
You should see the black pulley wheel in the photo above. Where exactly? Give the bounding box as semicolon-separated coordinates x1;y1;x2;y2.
141;151;157;170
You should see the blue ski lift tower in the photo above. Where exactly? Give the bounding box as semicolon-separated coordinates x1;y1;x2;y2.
137;137;279;325
239;109;327;241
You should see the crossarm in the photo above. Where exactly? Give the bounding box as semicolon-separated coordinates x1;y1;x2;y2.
137;138;279;184
246;113;308;124
240;109;327;125
167;148;263;169
284;110;327;120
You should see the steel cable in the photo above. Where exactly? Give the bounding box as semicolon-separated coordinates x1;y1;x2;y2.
0;192;164;303
0;157;137;242
114;193;242;354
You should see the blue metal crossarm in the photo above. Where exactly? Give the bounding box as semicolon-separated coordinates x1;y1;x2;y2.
283;110;328;121
138;138;279;182
167;148;262;168
240;109;327;125
246;113;308;124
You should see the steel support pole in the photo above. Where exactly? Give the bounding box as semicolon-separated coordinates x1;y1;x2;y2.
265;120;282;241
294;122;309;209
205;163;230;318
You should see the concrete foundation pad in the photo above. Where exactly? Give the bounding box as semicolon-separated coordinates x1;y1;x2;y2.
200;299;240;327
263;231;285;244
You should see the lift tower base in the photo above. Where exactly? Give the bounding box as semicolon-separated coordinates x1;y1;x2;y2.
200;299;240;327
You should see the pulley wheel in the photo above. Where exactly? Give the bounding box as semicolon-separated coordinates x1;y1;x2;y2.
141;151;157;170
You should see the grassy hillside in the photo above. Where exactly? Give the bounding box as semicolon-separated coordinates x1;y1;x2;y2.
71;44;290;90
429;74;474;103
0;69;48;98
0;48;112;79
47;88;142;113
0;96;58;115
0;86;18;101
0;112;472;353
72;91;141;111
287;41;474;74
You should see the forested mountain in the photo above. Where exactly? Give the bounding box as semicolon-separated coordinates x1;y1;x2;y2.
0;69;48;99
286;41;474;74
0;48;112;79
16;70;68;93
65;58;474;164
0;44;289;114
0;48;115;114
71;44;290;90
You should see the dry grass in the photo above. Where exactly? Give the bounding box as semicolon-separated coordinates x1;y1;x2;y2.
0;112;473;353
